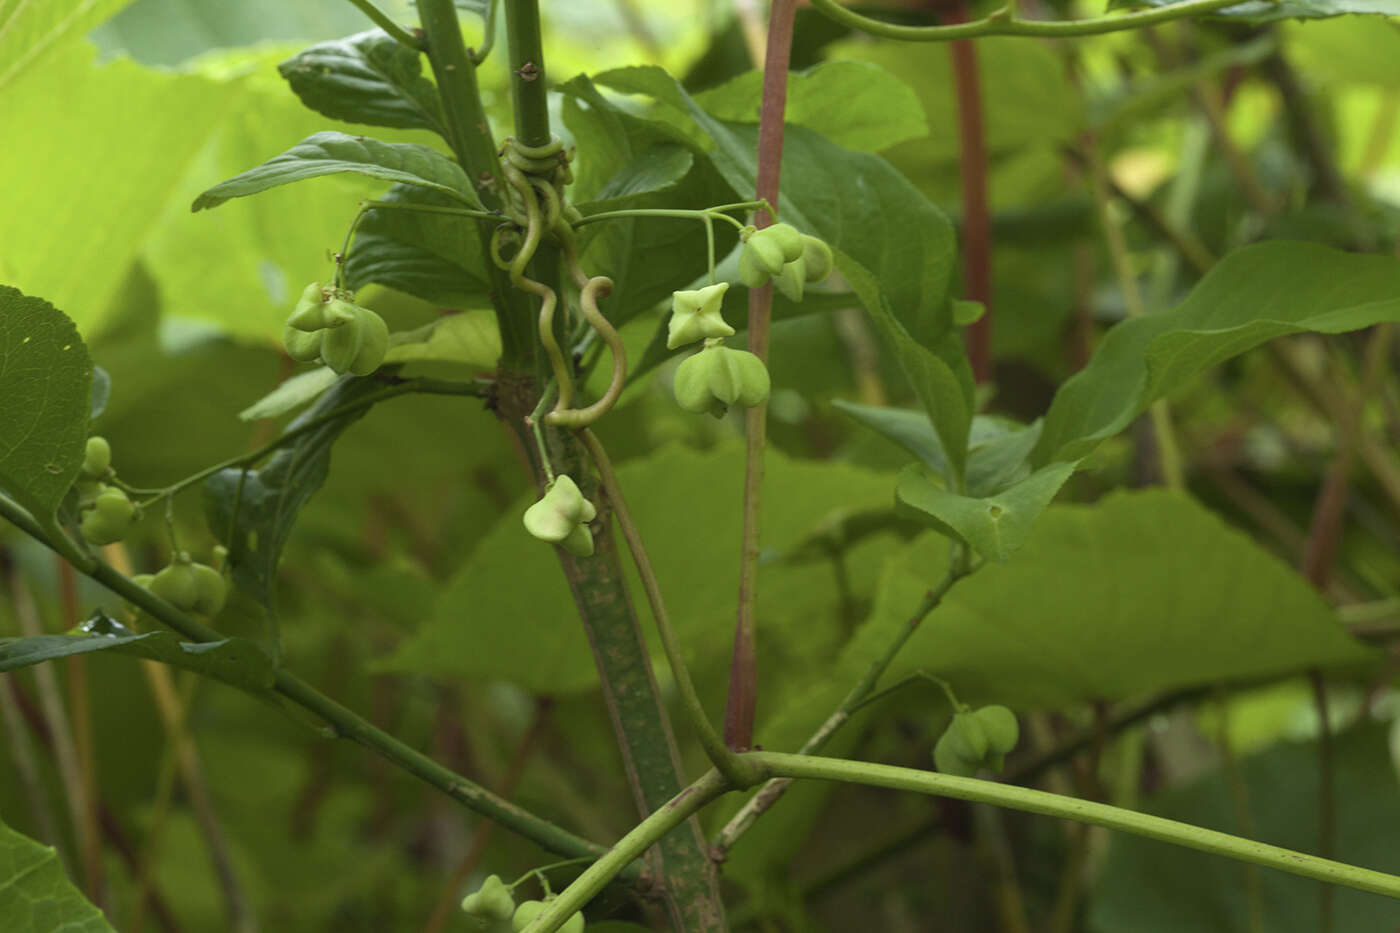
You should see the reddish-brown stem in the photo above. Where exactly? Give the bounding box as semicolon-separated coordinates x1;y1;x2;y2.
726;0;798;753
945;1;993;383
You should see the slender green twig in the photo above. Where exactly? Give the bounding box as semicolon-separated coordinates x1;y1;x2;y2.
573;206;756;232
470;0;500;64
0;494;612;865
808;0;1260;42
134;378;486;507
747;751;1400;901
344;0;422;49
713;557;967;855
577;429;761;788
521;770;732;933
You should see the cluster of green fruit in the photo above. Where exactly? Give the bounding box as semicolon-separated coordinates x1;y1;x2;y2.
666;222;833;419
933;705;1020;777
131;551;228;618
461;875;584;932
282;282;389;376
522;475;596;557
73;437;139;546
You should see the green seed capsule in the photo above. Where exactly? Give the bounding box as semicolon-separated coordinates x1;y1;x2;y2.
742;229;787;277
933;728;979;778
667;283;733;350
150;562;200;612
764;222;805;264
511;901;545;931
673;346;770;419
461;874;515;922
286;282;331;331
946;711;989;763
738;249;770;289
973;705;1019;755
799;234;834;282
81;436;111;479
773;257;806;303
80;487;136;546
189;563;228;617
283;325;324;362
320;304;388;376
523;475;596;545
560;523;595;558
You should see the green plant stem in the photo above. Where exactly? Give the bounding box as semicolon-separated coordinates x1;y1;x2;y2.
134;378;485;506
344;0;422;49
417;0;535;368
573;205;759;232
746;751;1400;901
808;0;1257;41
1083;129;1185;490
578;429;760;788
726;0;798;756
521;770;732;933
712;560;966;855
0;494;612;866
471;0;499;64
362;199;500;222
503;0;551;147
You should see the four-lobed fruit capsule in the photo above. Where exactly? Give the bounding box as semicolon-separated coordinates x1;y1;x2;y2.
673;345;770;419
933;705;1019;777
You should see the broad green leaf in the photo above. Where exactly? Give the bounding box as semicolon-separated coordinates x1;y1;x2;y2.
895;460;1078;562
0;288;92;527
1285;17;1400;89
1091;723;1400;932
1034;242;1400;466
850;490;1372;708
0;616;275;692
562;74;733;327
89;0;395;66
381;311;500;369
837;404;1045;497
382;444;893;693
192;131;481;211
867;315;973;482
694;60;928;153
204;377;383;654
592;66;959;347
278;30;447;135
1114;0;1400;21
0;43;241;335
0;816;115;933
238;367;339;421
0;0;135;91
342;183;490;306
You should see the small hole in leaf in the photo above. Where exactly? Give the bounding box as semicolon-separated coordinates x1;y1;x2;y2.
987;505;1004;519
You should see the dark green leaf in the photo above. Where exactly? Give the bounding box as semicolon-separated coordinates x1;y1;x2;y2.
192;131;481;211
0;815;115;933
0;287;92;528
203;376;384;654
1110;0;1400;21
342;183;491;304
853;490;1372;708
278;30;447;135
895;460;1077;562
0;615;274;692
1035;242;1400;466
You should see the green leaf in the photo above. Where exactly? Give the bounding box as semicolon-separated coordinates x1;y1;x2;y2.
693;60;928;153
1112;0;1400;21
0;616;275;693
238;368;339;422
0;0;135;91
895;460;1078;562
382;311;500;369
852;490;1372;709
592;66;959;346
0;815;115;933
0;288;92;528
343;183;490;305
1285;17;1400;89
1034;242;1400;466
204;377;383;654
192;131;481;212
562;75;733;327
1091;723;1400;932
278;30;447;135
382;444;893;693
0;43;242;336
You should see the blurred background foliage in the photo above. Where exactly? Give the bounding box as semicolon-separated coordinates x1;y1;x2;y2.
2;0;1400;930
